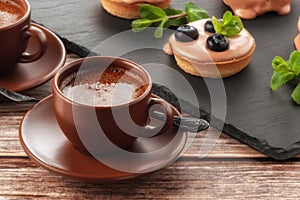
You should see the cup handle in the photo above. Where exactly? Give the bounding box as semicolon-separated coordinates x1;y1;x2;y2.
19;25;47;63
142;97;175;137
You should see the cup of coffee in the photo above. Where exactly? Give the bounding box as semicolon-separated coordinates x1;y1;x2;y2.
52;56;175;155
0;0;47;73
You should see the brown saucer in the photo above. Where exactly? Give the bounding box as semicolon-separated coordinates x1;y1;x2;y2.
0;23;66;92
19;95;187;181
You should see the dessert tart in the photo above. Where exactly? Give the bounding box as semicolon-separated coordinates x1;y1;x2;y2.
223;0;291;19
163;13;256;78
101;0;171;19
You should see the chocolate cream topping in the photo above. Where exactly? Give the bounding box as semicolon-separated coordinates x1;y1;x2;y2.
223;0;291;19
164;19;255;63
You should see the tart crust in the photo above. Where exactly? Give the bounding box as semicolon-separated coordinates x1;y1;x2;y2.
173;43;256;78
101;0;171;19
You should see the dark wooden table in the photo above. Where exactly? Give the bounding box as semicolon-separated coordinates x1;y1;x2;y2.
2;0;300;199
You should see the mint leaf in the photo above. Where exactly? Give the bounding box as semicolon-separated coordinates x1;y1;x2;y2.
164;8;182;16
212;16;224;33
271;71;295;91
272;56;289;69
292;83;300;104
167;17;187;27
226;23;243;37
274;63;291;72
164;8;187;27
271;55;291;73
289;50;300;75
222;10;232;25
154;16;168;38
212;11;244;37
139;4;166;20
131;19;153;32
185;2;209;22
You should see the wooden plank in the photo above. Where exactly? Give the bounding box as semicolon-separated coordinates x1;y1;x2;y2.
0;110;264;158
0;158;300;199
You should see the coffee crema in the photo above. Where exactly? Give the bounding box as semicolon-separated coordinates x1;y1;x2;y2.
0;1;24;28
61;66;148;106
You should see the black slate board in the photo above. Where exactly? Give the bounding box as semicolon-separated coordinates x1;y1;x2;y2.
28;0;300;160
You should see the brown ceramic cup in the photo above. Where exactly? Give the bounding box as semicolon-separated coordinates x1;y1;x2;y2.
52;56;175;155
0;0;47;73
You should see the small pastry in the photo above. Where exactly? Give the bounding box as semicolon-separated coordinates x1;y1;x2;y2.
223;0;291;19
100;0;171;19
295;17;300;51
163;12;256;78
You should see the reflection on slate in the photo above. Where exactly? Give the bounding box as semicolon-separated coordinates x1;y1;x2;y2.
29;0;300;160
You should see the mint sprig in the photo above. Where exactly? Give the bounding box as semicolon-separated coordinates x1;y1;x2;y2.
212;11;244;37
271;50;300;105
131;3;209;38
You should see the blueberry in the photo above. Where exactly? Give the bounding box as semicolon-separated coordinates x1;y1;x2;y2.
175;25;199;42
206;34;228;52
204;20;215;33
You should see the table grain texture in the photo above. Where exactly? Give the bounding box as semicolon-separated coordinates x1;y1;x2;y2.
1;0;300;199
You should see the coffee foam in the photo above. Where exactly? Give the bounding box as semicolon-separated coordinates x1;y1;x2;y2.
60;66;147;106
63;82;137;106
0;1;25;28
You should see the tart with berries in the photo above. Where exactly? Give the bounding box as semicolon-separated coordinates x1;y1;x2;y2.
163;11;256;78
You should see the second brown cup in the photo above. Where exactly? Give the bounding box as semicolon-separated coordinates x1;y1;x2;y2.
52;56;175;155
0;0;47;73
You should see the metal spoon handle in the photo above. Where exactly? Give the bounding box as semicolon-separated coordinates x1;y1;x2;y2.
151;111;209;132
0;87;39;102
